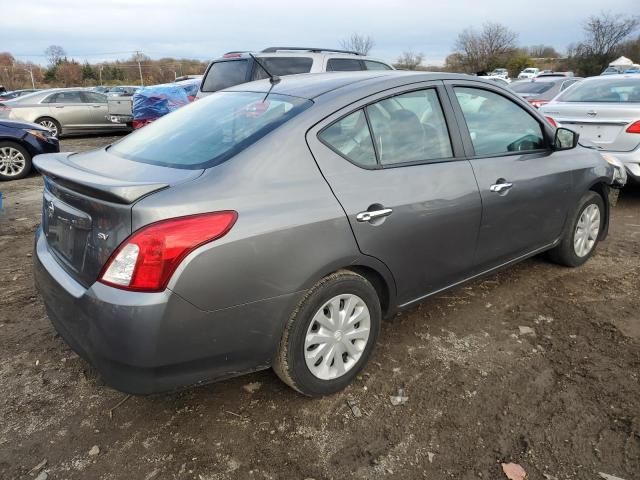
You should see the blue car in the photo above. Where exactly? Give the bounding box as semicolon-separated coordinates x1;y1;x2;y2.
0;119;59;180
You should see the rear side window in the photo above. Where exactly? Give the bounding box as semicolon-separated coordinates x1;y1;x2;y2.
82;92;107;103
318;110;377;167
327;58;363;72
454;87;545;156
110;92;312;169
201;60;249;92
555;78;640;103
364;61;391;71
251;57;313;80
367;89;453;164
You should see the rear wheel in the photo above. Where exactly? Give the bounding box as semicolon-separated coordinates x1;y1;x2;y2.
35;117;61;138
0;142;32;180
548;191;604;267
274;270;381;396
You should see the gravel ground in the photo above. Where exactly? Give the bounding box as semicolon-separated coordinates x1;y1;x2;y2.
0;135;638;480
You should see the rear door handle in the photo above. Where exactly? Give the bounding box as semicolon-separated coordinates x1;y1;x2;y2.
356;208;393;222
489;182;513;193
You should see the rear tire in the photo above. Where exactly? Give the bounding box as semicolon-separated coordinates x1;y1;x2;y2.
273;270;381;396
35;117;61;138
548;191;604;267
0;141;32;181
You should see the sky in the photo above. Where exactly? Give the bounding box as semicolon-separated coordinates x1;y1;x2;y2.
2;0;638;66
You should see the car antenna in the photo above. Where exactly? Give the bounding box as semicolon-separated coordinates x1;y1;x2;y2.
249;53;280;101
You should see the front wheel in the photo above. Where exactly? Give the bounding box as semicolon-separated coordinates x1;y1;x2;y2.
0;142;32;180
273;270;381;396
548;191;605;267
35;117;61;138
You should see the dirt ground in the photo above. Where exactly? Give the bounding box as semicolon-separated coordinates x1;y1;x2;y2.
0;135;639;480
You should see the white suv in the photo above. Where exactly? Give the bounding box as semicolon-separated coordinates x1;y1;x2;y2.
196;47;394;98
518;67;540;79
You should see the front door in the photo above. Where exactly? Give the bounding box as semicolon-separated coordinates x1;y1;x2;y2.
446;82;574;271
307;83;482;306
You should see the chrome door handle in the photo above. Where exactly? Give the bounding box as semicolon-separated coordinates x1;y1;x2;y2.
489;182;513;193
356;208;393;222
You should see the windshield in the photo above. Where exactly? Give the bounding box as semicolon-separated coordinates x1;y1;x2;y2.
510;82;555;94
555;77;640;103
110;91;312;169
201;60;249;92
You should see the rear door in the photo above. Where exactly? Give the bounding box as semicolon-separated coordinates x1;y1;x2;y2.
307;82;482;306
326;58;365;71
46;91;92;130
81;91;115;129
445;80;574;271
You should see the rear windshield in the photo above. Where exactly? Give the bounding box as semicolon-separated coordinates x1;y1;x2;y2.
251;57;313;80
510;82;555;94
556;78;640;103
110;91;312;169
201;60;249;92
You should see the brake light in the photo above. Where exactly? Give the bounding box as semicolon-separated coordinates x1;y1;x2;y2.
529;99;548;109
626;120;640;134
0;104;10;111
545;116;558;127
99;211;238;292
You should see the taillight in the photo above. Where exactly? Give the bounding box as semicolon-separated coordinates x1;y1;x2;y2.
99;211;238;292
545;116;558;128
529;99;548;109
626;120;640;134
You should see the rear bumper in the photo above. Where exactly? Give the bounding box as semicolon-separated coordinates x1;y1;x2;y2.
33;227;301;394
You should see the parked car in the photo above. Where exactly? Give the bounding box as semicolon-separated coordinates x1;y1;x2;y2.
0;119;59;180
33;71;624;396
197;46;394;99
510;76;582;108
106;86;141;97
541;74;640;183
518;67;540;79
0;88;130;137
0;89;40;101
601;67;624;75
107;78;200;128
489;68;509;79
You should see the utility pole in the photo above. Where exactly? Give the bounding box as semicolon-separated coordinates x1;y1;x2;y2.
135;51;144;86
99;65;104;85
24;67;35;88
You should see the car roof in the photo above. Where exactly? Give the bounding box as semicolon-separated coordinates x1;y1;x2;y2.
225;71;478;100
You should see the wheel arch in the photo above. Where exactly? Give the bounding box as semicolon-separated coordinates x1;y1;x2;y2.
587;179;611;240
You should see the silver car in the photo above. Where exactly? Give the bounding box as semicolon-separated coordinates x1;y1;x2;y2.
541;74;640;182
0;88;130;137
33;72;624;396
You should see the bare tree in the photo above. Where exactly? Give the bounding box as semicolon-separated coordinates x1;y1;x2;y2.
453;22;518;72
526;44;560;58
44;45;66;67
581;12;639;57
395;51;425;70
340;33;375;55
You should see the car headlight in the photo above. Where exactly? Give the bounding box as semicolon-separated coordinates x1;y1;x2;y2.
601;153;627;187
26;129;55;142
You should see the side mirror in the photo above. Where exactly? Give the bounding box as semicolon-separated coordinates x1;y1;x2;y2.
554;127;579;150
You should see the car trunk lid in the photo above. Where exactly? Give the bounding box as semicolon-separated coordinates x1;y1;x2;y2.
34;149;203;287
542;102;640;152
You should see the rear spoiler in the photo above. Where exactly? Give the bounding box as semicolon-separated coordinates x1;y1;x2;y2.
33;153;168;204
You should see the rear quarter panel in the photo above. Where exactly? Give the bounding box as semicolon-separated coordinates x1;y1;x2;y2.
131;119;374;312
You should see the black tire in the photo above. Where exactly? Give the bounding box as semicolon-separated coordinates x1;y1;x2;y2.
548;191;605;267
273;270;381;397
35;117;61;138
0;141;32;181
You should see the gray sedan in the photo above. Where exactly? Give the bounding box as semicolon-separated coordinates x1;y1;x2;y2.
0;88;130;137
33;72;624;396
